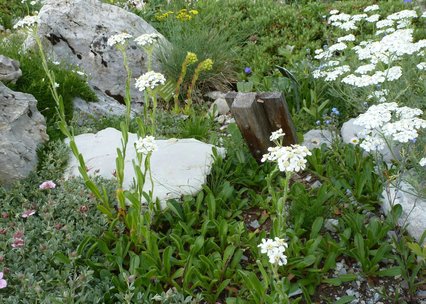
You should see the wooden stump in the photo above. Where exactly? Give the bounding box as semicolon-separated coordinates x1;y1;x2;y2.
226;92;297;162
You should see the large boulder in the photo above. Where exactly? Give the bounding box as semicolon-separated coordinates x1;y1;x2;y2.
33;0;166;104
0;55;22;83
0;83;48;186
64;128;225;207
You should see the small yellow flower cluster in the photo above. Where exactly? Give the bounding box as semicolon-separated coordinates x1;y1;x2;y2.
156;9;199;22
155;10;174;21
186;52;198;65
199;58;213;71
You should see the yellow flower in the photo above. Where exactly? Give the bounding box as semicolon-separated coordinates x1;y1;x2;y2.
186;52;198;65
189;10;199;15
200;58;213;71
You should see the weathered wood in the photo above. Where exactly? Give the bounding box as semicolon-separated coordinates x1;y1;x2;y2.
230;93;273;161
228;92;297;162
257;92;297;146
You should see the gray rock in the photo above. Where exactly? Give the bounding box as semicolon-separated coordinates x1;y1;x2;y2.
31;0;167;104
72;90;142;125
205;91;226;101
324;218;339;233
0;55;22;83
381;180;426;243
0;83;48;186
64;128;225;208
302;129;333;150
341;118;400;162
208;98;230;116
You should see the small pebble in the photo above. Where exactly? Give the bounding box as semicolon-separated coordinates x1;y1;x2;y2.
249;220;260;229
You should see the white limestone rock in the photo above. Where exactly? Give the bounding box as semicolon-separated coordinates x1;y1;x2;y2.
32;0;168;104
209;98;230;116
72;90;143;125
381;181;426;243
64;128;225;207
0;83;48;186
341;118;400;162
0;55;22;83
302;129;333;150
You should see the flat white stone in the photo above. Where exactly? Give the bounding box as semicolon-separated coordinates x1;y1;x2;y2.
64;128;225;207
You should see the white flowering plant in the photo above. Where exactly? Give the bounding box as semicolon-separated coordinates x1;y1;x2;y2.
262;129;312;237
311;5;426;114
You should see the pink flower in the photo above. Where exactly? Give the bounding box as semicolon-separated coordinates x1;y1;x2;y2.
21;210;36;218
39;180;56;190
13;231;24;239
11;238;24;248
11;231;25;249
0;272;7;289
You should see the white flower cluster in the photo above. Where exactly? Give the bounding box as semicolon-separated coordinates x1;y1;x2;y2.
354;103;426;151
313;6;426;90
365;14;380;23
341;66;402;87
135;136;158;154
13;15;38;29
417;62;426;70
337;34;356;43
364;5;379;13
354;30;425;64
270;128;285;141
107;33;133;47
262;143;312;173
315;65;351;82
420;158;426;167
354;63;376;75
135;71;166;91
367;89;388;103
258;238;288;266
135;33;161;47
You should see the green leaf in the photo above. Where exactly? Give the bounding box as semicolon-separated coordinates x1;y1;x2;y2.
129;252;140;275
335;296;356;304
54;252;70;265
310;217;323;239
167;200;185;221
296;255;316;268
238;270;263;303
377;266;402;277
158;79;175;102
323;274;357;286
191;235;205;255
215;279;231;298
354;233;365;263
237;81;254;93
163;246;173;276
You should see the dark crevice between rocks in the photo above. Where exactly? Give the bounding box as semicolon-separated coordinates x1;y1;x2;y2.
105;90;125;104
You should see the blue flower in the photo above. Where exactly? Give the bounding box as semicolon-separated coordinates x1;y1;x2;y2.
316;120;321;125
331;107;340;115
325;120;331;125
244;67;252;74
